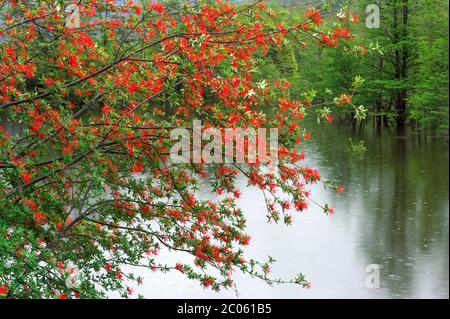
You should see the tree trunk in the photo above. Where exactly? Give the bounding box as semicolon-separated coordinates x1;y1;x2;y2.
393;0;409;136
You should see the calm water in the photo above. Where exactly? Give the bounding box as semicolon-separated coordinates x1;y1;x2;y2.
126;123;449;299
2;115;449;298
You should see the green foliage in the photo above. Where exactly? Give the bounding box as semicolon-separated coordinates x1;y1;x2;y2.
263;0;448;134
408;0;449;132
348;137;367;156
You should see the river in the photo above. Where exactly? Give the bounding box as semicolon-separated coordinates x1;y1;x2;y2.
124;123;449;299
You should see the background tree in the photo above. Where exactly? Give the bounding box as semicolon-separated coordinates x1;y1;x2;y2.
264;0;448;136
408;0;449;134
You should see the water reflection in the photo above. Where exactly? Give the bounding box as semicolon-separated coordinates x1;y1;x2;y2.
304;124;449;298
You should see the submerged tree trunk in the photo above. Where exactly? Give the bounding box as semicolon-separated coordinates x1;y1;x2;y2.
375;58;385;132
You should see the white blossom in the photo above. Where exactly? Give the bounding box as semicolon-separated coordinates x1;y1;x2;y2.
65;276;81;289
246;89;256;97
256;80;268;90
65;261;79;276
337;10;346;19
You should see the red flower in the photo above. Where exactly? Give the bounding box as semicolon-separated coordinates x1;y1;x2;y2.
59;293;67;299
101;105;112;114
276;23;287;35
63;144;74;155
333;27;350;39
127;287;134;295
305;9;322;25
175;263;184;273
155;20;166;33
68;55;78;68
202;277;214;288
128;82;138;93
240;234;251;246
78;32;95;49
0;285;8;296
337;185;344;193
280;200;289;209
351;13;360;24
4;46;16;60
151;2;165;13
22;171;31;183
294;200;308;211
321;33;336;47
303;132;311;140
57;260;65;270
337;94;352;105
33;211;47;225
44;77;56;87
229;114;240;124
132;162;144;173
